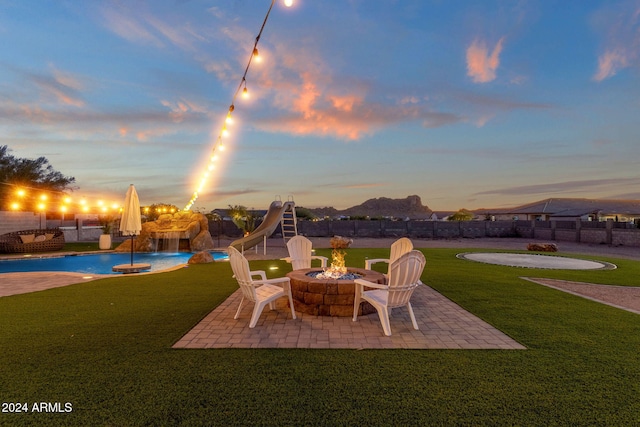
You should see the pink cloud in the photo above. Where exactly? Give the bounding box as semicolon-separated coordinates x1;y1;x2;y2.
329;95;362;112
592;2;640;81
466;37;505;83
593;49;629;81
243;41;460;140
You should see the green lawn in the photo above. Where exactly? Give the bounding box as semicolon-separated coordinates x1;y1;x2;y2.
1;248;639;426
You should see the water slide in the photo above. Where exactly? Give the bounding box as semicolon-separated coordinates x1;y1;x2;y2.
229;200;295;252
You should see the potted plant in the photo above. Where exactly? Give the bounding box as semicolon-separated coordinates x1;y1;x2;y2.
98;215;114;250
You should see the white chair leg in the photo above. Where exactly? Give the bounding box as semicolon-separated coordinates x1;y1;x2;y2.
352;287;361;322
249;301;268;328
287;292;297;320
407;302;419;330
234;297;246;320
378;307;392;336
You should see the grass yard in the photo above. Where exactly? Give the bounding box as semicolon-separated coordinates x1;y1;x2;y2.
1;247;639;426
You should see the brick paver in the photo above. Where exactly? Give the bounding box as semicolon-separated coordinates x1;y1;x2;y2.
173;285;526;350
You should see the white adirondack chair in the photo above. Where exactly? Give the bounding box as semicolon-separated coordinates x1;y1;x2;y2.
228;246;296;328
353;250;426;336
364;237;413;277
282;235;328;270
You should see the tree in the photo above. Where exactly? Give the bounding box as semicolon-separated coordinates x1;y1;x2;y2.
294;206;317;221
228;205;260;235
0;145;76;211
448;208;475;221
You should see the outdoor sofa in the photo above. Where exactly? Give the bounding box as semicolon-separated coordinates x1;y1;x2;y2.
0;228;65;253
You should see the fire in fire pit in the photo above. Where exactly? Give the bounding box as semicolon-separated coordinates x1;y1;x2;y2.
310;236;355;279
306;270;362;280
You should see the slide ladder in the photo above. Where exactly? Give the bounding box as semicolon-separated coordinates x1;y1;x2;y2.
280;196;298;244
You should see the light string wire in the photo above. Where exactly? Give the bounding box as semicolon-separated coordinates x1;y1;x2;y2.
184;0;278;211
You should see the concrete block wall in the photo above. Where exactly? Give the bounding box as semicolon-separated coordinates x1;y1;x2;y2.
579;229;608;244
0;211;43;234
555;230;577;242
612;229;640;246
533;228;553;240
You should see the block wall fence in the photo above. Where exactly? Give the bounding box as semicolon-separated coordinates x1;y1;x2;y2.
210;218;640;248
3;212;640;248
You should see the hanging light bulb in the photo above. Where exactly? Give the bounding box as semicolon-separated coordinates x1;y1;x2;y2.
283;0;293;7
242;86;249;99
253;47;262;63
222;126;229;137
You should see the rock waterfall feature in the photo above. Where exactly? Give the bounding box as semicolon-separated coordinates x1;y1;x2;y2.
114;211;214;253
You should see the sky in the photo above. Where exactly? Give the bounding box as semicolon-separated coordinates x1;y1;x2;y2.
1;0;640;213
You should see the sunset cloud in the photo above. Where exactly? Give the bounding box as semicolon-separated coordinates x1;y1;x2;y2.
23;67;86;108
240;40;463;140
474;177;640;197
466;37;505;83
100;3;208;51
594;49;631;81
592;2;640;81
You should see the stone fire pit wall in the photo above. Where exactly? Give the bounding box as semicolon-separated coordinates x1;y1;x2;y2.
286;267;386;317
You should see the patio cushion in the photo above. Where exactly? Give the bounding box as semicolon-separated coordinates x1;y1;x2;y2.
19;234;35;244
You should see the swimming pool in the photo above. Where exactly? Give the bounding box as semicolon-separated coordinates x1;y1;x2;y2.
0;251;228;275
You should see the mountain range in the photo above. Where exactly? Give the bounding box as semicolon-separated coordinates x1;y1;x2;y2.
304;195;433;219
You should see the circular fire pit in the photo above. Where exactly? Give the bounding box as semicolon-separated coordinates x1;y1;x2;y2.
286;267;386;317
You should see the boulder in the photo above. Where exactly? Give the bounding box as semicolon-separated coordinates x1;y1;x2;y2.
330;235;353;249
527;243;558;252
188;251;214;264
191;230;215;252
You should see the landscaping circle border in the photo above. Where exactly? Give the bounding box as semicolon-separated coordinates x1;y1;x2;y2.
457;252;617;270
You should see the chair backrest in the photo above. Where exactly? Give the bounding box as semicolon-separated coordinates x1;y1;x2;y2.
286;235;314;270
386;250;426;308
389;237;414;264
227;246;257;302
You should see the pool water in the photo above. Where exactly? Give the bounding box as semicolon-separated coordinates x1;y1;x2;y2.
0;251;228;275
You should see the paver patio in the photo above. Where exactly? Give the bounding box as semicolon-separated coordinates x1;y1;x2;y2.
173;284;526;350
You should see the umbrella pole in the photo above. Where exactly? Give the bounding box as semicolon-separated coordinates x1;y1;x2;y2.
130;235;134;265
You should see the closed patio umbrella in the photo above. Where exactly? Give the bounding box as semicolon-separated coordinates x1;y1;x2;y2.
119;184;142;265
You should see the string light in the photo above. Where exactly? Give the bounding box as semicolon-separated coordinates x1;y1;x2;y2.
183;0;293;211
253;47;262;63
1;181;125;215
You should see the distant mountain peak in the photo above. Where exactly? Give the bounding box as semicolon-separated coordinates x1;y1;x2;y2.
306;195;432;219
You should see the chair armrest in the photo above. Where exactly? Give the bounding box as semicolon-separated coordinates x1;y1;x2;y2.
364;258;389;270
311;255;328;268
253;277;291;287
354;278;388;291
249;270;268;281
280;257;292;263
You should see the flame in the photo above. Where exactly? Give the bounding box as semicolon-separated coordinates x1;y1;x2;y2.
329;249;347;275
315;249;348;279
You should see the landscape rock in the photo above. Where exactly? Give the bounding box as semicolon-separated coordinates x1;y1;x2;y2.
188;251;214;264
527;243;558;252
